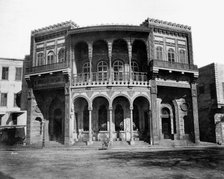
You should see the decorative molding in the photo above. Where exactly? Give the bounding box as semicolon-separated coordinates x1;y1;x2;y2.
141;18;191;31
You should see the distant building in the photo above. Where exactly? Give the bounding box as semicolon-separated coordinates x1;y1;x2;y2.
198;63;224;144
24;18;199;146
0;58;27;145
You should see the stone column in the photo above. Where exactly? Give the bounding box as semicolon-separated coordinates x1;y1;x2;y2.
107;41;112;83
150;79;159;145
191;83;200;144
87;108;93;145
130;107;134;145
88;42;93;82
149;110;153;145
109;107;113;142
128;41;132;82
64;82;73;145
26;85;34;144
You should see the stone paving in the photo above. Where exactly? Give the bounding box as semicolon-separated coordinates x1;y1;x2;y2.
0;146;224;179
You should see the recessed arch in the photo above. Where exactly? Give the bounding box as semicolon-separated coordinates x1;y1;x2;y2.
112;39;128;54
133;96;150;137
111;94;131;107
132;39;147;72
73;95;91;109
91;94;111;108
75;41;88;60
92;96;110;132
93;40;108;54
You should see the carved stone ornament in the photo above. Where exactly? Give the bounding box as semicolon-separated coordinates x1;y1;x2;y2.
35;105;41;113
180;103;189;112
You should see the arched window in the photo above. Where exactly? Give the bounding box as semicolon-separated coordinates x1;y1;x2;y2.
131;61;139;81
82;62;90;81
58;48;65;63
131;61;139;72
37;53;44;66
47;51;55;64
97;61;108;81
179;49;186;63
113;60;124;81
156;46;163;60
168;48;175;62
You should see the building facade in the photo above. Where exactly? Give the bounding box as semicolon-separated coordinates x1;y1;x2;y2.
0;58;26;145
198;63;224;144
24;18;199;146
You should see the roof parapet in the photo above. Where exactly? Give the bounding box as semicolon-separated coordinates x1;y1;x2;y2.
31;20;78;35
141;18;191;31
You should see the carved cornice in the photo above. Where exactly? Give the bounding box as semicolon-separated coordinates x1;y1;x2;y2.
32;21;78;35
141;18;191;32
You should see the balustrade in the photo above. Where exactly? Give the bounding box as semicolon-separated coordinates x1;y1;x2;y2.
25;62;68;74
73;71;148;86
149;60;198;71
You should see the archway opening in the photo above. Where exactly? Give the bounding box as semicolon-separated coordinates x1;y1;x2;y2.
133;96;150;141
49;97;64;143
92;96;109;132
161;107;172;139
74;97;89;141
115;104;124;131
112;96;130;140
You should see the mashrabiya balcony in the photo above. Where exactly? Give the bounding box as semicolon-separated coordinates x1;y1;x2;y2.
149;60;198;73
25;62;69;75
73;71;148;87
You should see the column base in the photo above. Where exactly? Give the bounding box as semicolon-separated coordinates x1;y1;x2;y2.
129;140;135;145
86;140;93;145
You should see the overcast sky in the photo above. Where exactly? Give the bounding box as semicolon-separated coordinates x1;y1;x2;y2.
0;0;223;67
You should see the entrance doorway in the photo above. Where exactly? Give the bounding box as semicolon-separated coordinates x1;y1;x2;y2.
53;108;63;141
161;107;171;139
115;104;124;131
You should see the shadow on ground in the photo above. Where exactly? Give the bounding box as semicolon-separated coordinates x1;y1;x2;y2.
101;148;224;170
0;172;14;179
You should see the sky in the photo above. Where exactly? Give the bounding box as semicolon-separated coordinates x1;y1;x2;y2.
0;0;223;67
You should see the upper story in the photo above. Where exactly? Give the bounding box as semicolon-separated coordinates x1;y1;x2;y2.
0;58;23;111
198;63;224;110
25;18;198;89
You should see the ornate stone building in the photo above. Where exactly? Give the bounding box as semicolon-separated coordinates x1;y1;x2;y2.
24;18;199;146
198;63;224;144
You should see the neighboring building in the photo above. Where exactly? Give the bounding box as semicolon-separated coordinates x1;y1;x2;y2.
0;58;27;145
198;63;224;144
24;18;199;146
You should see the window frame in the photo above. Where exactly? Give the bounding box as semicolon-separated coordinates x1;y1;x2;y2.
2;67;9;80
156;46;163;60
37;52;44;66
179;49;186;63
15;67;22;81
131;61;139;72
0;93;8;107
168;48;175;62
47;51;55;64
58;48;65;63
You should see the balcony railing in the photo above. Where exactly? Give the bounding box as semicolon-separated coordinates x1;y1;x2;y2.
25;62;69;74
73;72;148;87
149;60;198;71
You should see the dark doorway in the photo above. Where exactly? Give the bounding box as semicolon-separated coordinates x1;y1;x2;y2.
83;105;89;131
162;118;171;139
53;108;63;142
144;111;149;131
115;104;124;131
98;105;107;131
133;105;139;130
161;107;171;139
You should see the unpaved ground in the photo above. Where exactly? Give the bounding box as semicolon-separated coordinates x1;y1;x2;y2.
0;147;224;179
